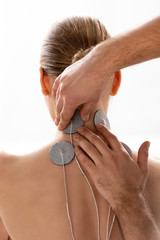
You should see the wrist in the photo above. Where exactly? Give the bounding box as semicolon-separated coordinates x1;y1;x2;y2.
112;192;160;239
112;191;144;216
95;39;118;74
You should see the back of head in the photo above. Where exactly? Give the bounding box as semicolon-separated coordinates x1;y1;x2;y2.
40;16;111;76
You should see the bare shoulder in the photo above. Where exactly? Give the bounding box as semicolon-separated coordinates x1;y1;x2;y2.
0;150;19;164
0;151;19;184
144;156;160;226
147;156;160;185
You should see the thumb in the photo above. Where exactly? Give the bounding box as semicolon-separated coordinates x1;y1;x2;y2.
137;141;150;173
80;101;95;122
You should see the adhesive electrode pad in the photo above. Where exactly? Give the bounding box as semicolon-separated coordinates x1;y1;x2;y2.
94;110;111;130
64;109;84;134
49;108;133;240
94;110;132;158
49;109;133;166
49;110;83;165
49;141;75;165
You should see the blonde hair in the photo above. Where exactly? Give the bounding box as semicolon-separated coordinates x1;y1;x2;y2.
40;16;110;76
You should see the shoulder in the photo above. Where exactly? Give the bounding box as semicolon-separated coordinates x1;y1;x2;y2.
0;150;18;164
147;156;160;189
0;151;19;184
144;156;160;226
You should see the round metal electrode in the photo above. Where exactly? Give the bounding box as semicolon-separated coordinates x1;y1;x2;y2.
121;142;133;158
63;109;84;134
49;141;75;165
94;110;111;130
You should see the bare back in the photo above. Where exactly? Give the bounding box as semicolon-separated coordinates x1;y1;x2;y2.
0;144;159;240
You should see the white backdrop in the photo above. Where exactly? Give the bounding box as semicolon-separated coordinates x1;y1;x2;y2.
0;0;160;156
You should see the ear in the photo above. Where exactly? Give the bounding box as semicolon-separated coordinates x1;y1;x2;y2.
110;70;121;96
39;67;50;96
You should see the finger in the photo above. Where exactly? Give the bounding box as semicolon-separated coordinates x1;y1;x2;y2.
52;75;61;96
55;92;63;126
80;101;96;122
58;102;76;130
77;126;111;155
73;133;101;165
56;85;60;103
75;146;96;176
137;141;150;173
96;124;122;151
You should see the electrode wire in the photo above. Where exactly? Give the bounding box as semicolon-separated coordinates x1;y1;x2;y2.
108;213;116;239
61;120;115;240
69;122;100;240
106;206;116;240
106;205;111;240
60;150;76;240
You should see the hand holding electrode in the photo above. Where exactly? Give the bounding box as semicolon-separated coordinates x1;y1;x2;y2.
73;124;150;211
52;17;160;131
52;45;114;130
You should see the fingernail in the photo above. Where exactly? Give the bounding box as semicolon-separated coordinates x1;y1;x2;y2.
78;126;84;132
83;115;89;121
58;125;63;131
146;141;150;149
73;133;79;139
96;124;103;129
75;146;80;152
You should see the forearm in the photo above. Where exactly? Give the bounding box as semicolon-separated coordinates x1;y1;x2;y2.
114;193;160;240
97;16;160;73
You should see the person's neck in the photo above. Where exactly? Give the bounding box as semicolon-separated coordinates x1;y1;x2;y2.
54;106;108;147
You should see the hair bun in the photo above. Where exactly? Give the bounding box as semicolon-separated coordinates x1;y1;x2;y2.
72;46;94;64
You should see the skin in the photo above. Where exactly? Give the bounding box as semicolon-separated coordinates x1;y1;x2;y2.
74;125;160;240
0;69;160;240
52;16;160;131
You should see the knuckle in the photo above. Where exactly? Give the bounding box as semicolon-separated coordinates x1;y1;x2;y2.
120;148;130;158
95;135;102;142
77;151;84;159
92;169;97;179
83;108;90;115
108;134;117;142
77;153;87;164
85;142;92;151
90;133;101;143
64;97;72;105
60;112;69;121
97;158;105;168
107;152;116;162
86;160;92;168
78;137;85;145
56;102;61;111
59;84;65;94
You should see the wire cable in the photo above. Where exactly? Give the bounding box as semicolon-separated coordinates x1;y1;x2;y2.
61;121;116;240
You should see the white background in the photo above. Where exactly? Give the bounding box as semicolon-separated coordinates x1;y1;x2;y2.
0;0;160;157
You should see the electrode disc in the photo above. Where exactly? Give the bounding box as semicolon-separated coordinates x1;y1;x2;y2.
49;141;75;165
94;110;111;130
63;109;84;134
121;142;133;158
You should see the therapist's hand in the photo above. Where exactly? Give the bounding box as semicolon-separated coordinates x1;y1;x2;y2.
52;45;114;130
52;17;160;131
73;124;150;210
